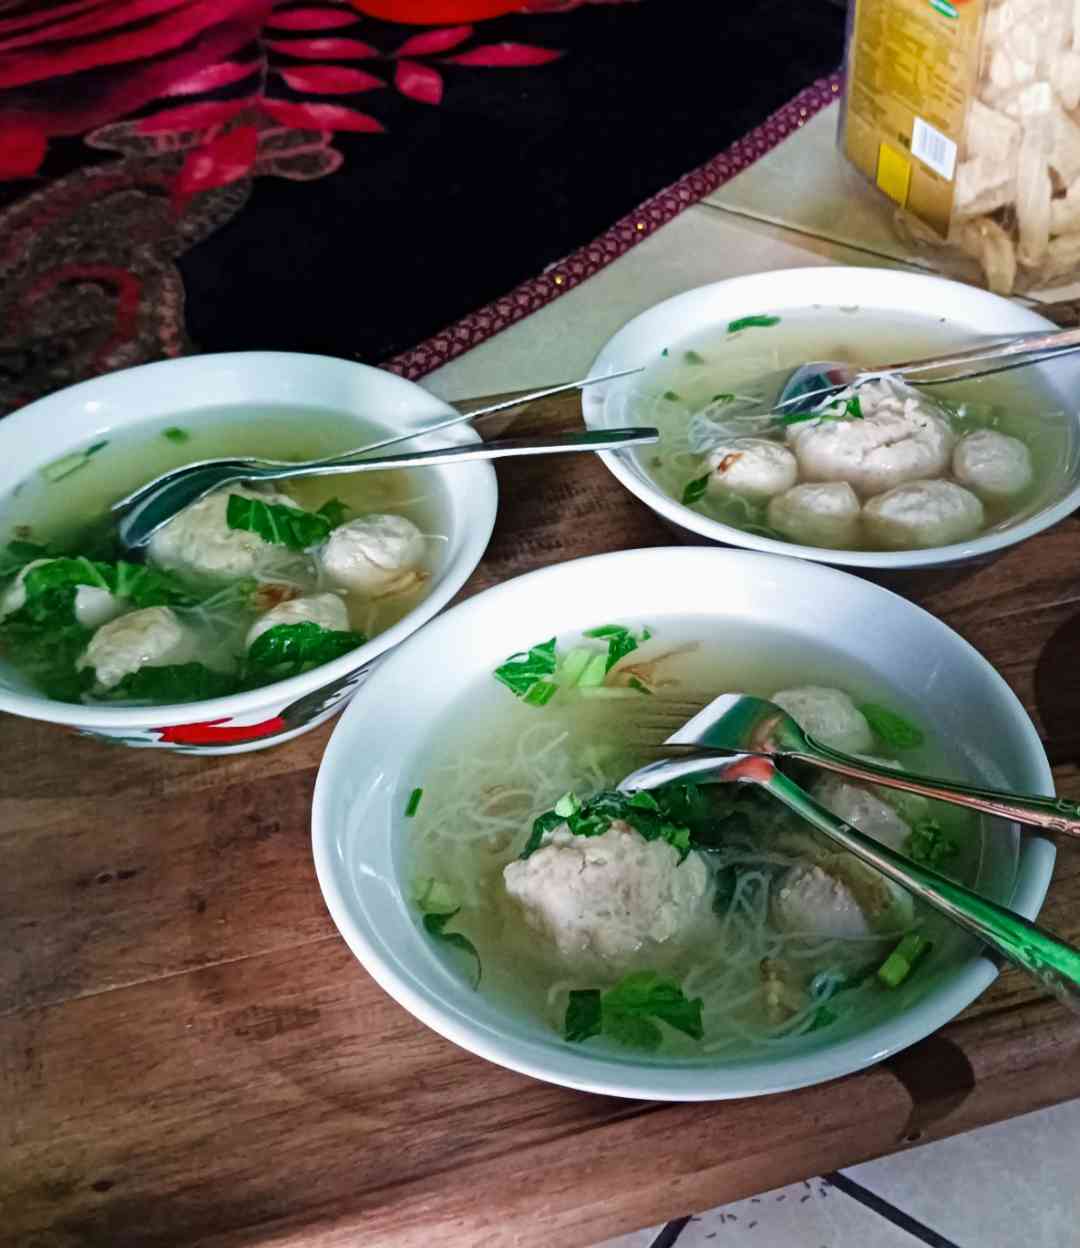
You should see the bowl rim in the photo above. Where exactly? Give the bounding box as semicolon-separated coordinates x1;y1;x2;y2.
585;266;1079;569
311;545;1057;1101
0;351;498;726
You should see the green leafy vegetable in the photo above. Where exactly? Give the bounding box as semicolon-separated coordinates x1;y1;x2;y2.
422;908;481;989
662;390;681;402
859;702;925;749
0;540;49;579
661;347;669;357
100;662;240;704
583;623;647;673
682;474;710;506
16;557;197;611
0;607;93;701
727;314;781;333
905;819;957;869
225;494;332;551
564;971;704;1050
246;621;366;685
877;932;932;989
844;395;863;419
405;787;423;817
523;788;694;862
493;636;557;701
316;497;350;528
162;427;190;444
683;350;705;365
40;440;108;483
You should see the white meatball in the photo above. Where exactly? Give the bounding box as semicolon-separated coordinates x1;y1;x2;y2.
78;606;194;690
812;773;912;852
0;559;126;629
787;380;955;498
767;481;861;548
704;438;797;501
863;479;985;550
502;820;709;969
148;485;301;582
319;513;425;596
772;854;913;942
772;863;875;941
773;685;874;754
246;592;350;648
952;429;1033;501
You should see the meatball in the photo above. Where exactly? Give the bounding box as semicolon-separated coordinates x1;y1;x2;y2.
772;685;874;754
767;481;861;548
77;606;193;690
952;429;1033;502
812;772;912;852
704;438;797;502
772;854;913;942
246;591;350;648
148;485;301;582
863;479;985;550
786;381;955;498
502;820;709;968
0;559;125;630
319;513;425;596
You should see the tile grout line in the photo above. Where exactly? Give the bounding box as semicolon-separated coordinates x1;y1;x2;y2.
646;1216;694;1248
825;1172;965;1248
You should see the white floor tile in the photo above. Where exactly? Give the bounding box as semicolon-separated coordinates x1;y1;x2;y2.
593;1178;930;1248
421;203;918;403
843;1097;1080;1248
590;1223;664;1248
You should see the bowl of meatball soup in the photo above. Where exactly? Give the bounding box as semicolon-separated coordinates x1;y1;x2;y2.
582;268;1080;571
0;353;496;752
311;547;1055;1099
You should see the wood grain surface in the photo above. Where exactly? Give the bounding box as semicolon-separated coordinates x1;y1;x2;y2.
3;391;1080;1248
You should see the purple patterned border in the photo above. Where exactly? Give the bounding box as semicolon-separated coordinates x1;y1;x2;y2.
384;70;843;380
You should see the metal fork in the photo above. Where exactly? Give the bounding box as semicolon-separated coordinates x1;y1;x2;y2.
625;692;1080;838
617;748;1080;1013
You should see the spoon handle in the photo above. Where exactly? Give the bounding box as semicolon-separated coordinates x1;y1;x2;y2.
761;768;1080;1014
791;740;1080;839
299;366;645;466
250;427;658;478
878;326;1080;380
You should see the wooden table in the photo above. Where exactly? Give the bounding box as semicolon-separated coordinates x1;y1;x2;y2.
4;392;1080;1248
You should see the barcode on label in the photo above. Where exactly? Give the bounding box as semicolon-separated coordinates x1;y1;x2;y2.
911;117;957;180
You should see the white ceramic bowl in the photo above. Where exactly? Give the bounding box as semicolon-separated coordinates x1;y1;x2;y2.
312;547;1056;1100
0;353;496;753
583;268;1080;570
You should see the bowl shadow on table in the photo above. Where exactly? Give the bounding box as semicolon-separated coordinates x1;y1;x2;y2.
1034;611;1080;767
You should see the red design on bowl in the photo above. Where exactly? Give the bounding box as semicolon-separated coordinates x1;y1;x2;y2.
155;715;287;746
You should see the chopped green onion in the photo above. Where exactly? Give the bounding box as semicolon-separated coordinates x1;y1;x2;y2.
663;390;681;402
711;392;736;403
878;933;932;989
727;314;781;333
405;787;423;817
661;347;669;357
162;427;190;444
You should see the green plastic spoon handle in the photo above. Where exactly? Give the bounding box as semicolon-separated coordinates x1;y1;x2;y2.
763;769;1080;1015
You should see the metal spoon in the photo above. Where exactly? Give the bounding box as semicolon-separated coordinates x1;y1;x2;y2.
728;325;1080;423
116;426;659;550
633;693;1080;838
110;368;643;522
617;748;1080;1014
